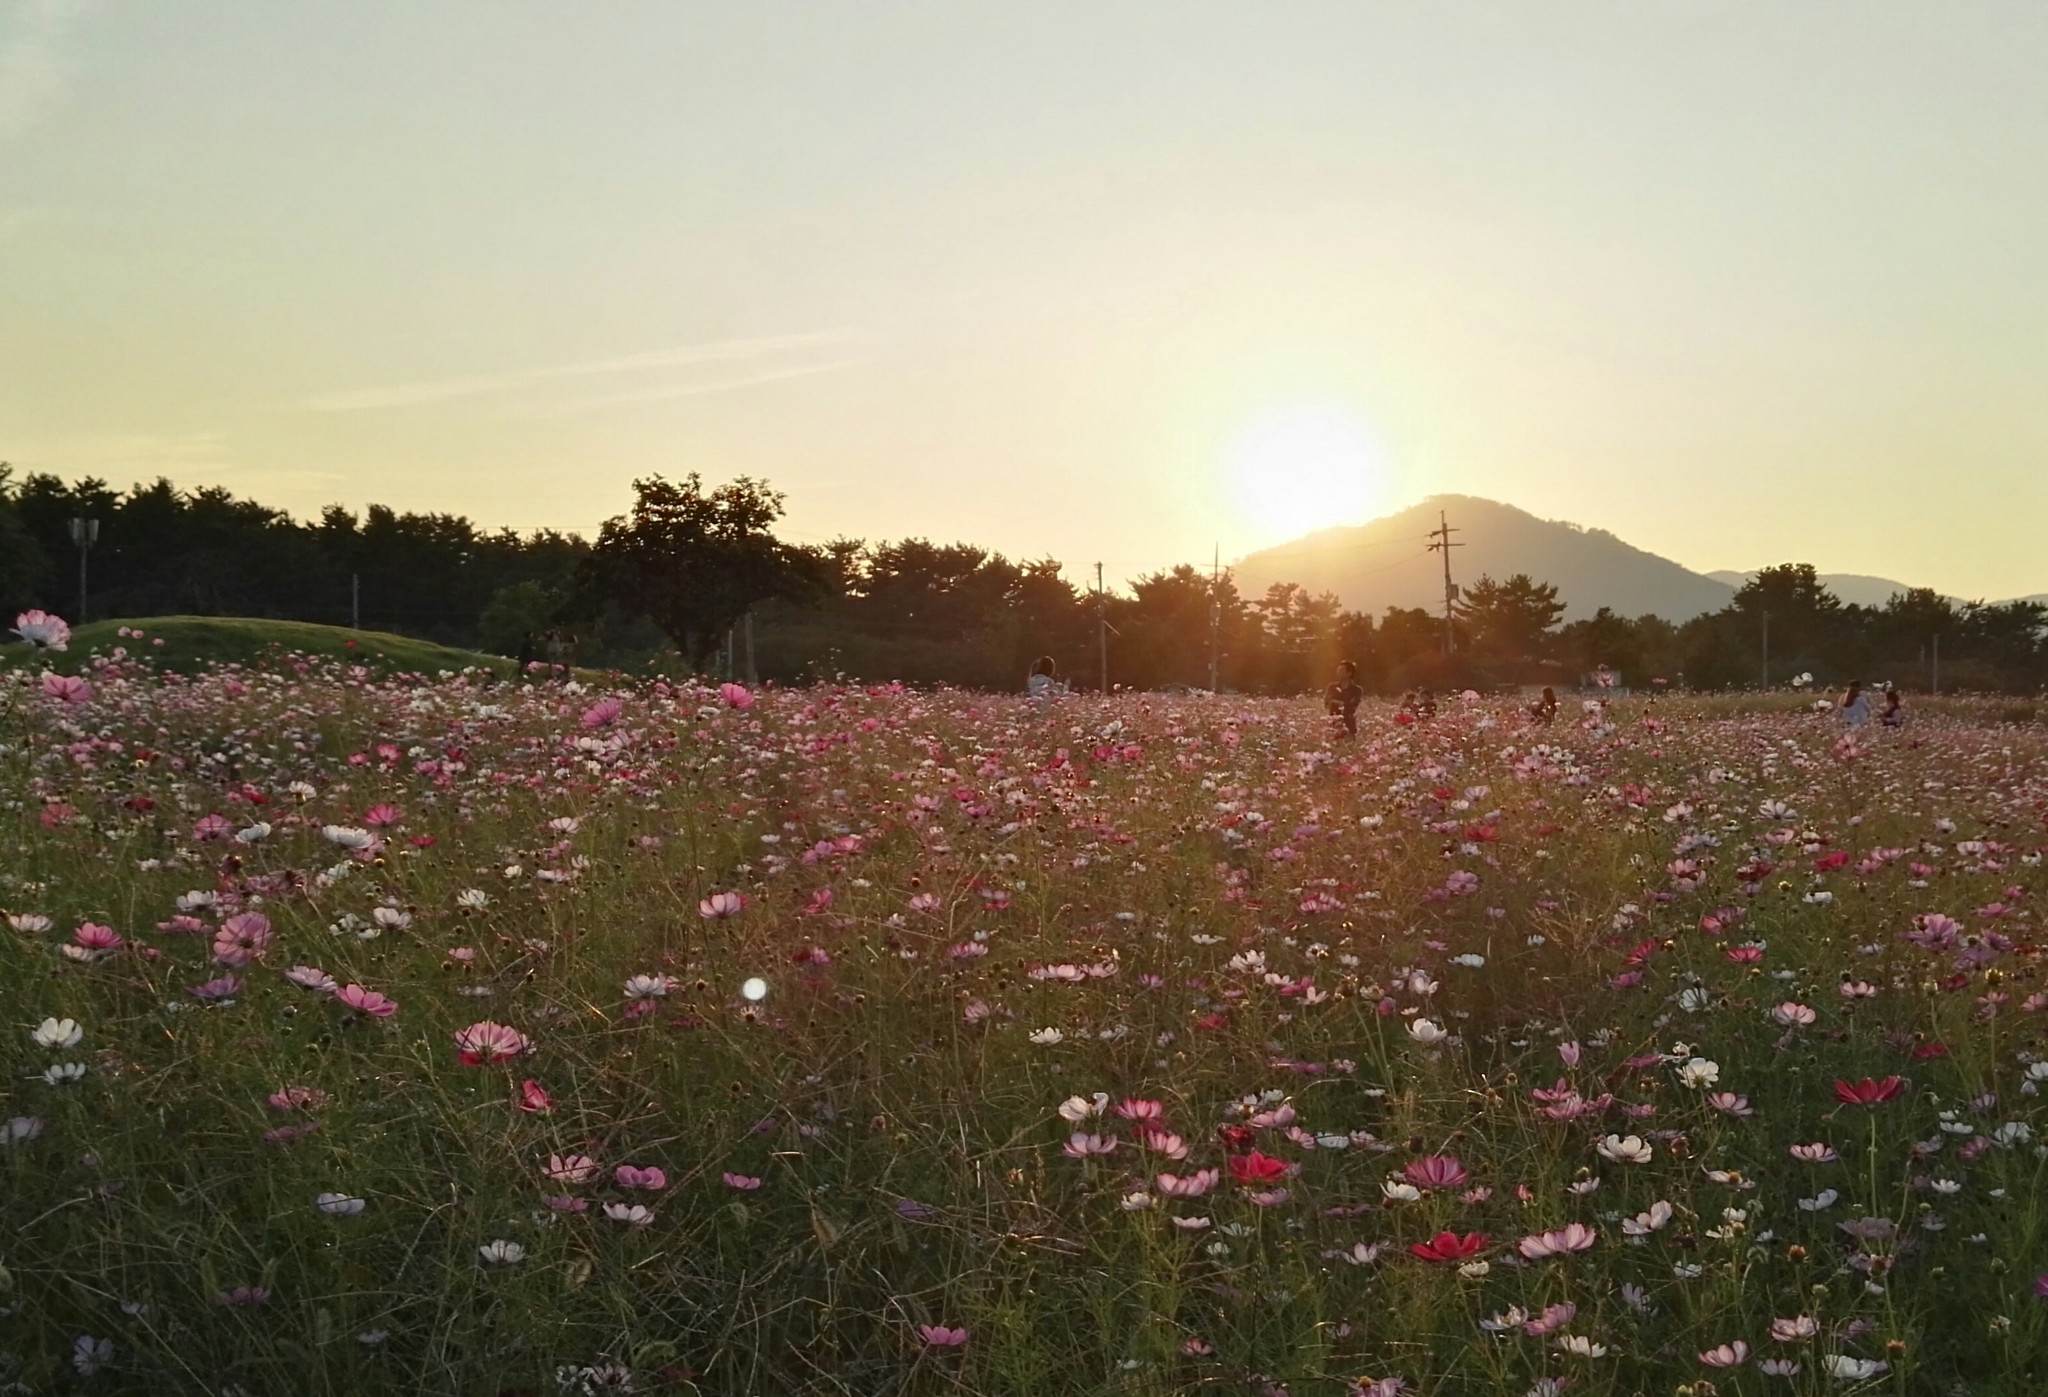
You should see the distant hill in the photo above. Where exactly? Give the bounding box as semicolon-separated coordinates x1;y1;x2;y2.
1233;495;1737;622
1709;572;2047;609
1;617;519;678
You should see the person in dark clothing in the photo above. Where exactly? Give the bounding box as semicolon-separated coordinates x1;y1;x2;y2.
1880;685;1905;728
1324;661;1364;737
1529;686;1558;724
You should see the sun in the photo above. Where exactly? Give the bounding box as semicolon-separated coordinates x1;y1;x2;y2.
1225;406;1386;544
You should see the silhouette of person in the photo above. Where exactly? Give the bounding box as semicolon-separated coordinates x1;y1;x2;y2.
1027;656;1067;699
1529;686;1558;724
1324;661;1363;737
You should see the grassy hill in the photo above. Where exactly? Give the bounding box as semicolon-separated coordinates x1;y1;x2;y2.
2;616;519;678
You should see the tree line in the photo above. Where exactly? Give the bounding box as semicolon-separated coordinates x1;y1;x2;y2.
3;466;2042;693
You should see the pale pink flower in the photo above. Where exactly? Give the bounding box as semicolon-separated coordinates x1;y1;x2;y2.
335;984;398;1018
613;1164;668;1191
40;673;90;705
13;609;71;649
698;891;745;919
284;965;337;993
918;1325;969;1347
544;1154;600;1185
453;1020;529;1065
1517;1223;1598;1259
722;1172;763;1190
1700;1340;1750;1368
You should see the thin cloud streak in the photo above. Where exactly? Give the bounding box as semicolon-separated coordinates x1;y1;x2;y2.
533;356;871;416
302;332;867;411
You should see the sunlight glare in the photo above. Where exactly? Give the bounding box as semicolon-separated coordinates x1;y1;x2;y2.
1225;407;1385;544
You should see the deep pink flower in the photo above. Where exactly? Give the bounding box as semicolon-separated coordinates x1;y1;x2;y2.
362;803;403;828
613;1164;667;1190
918;1325;968;1347
516;1079;552;1114
1402;1155;1470;1191
718;682;755;710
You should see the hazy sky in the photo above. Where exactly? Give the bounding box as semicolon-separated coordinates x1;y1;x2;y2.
3;2;2045;598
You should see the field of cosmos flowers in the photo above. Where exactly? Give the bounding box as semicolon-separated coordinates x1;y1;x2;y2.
4;614;2047;1397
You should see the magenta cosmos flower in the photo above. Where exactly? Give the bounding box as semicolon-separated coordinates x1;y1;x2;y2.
918;1325;968;1347
453;1020;530;1065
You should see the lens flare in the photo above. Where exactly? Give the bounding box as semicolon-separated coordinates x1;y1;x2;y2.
741;977;769;1002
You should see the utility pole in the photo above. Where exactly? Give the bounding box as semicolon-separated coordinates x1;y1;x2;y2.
1208;543;1220;694
1425;509;1462;656
350;573;360;630
68;518;99;623
1095;562;1109;693
1931;632;1939;696
1761;609;1769;689
743;611;757;684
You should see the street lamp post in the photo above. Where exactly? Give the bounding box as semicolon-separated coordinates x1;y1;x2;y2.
68;517;100;623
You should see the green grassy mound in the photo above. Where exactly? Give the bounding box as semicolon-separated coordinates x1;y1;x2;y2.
2;615;517;678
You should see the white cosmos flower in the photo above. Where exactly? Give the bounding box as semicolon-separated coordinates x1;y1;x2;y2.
1028;1028;1064;1045
235;822;272;844
316;1193;367;1216
43;1062;88;1085
1057;1093;1108;1123
477;1240;526;1264
1677;1058;1721;1089
321;825;374;850
33;1017;83;1049
1597;1134;1653;1164
1407;1018;1447;1045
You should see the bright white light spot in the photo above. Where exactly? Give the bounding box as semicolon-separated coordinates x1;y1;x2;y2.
741;977;768;1002
1225;406;1386;543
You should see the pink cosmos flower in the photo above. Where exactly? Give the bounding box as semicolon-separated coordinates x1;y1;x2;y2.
13;609;71;649
74;923;123;952
1522;1303;1576;1337
698;891;745;919
362;803;403;828
336;984;398;1018
722;1172;763;1190
284;965;338;993
1517;1223;1598;1259
1402;1155;1470;1191
191;813;235;841
918;1325;969;1347
1789;1142;1838;1163
613;1164;668;1191
268;1086;327;1112
454;1020;529;1065
718;682;755;710
212;913;273;967
1156;1168;1220;1198
1700;1340;1750;1368
544;1154;600;1184
188;974;242;1001
40;673;91;705
580;698;623;729
516;1080;552;1114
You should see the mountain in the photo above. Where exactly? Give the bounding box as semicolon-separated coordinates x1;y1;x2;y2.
1708;570;1934;608
1232;495;1736;622
1708;573;2048;609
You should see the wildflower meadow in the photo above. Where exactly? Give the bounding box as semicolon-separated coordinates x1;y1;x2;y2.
3;614;2047;1396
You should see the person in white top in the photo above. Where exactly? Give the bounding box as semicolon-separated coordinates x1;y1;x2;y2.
1838;680;1871;728
1026;655;1068;699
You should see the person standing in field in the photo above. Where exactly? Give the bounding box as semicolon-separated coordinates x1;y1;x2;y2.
1324;661;1364;737
1026;656;1068;699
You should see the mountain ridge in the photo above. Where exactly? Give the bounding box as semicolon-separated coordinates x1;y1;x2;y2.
1232;496;2042;622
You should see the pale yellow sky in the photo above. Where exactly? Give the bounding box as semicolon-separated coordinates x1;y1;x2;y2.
2;2;2045;598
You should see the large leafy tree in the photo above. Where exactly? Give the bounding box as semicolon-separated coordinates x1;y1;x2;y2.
1455;573;1565;658
577;474;824;671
